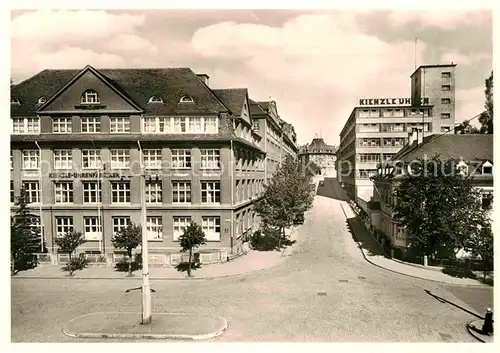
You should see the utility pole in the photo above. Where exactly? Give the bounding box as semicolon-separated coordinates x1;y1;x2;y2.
137;141;152;324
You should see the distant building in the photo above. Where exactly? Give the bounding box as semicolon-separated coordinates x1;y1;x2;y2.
370;132;493;258
298;137;337;176
337;63;457;208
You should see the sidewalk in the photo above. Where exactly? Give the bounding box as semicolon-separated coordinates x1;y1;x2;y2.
12;248;285;280
340;202;490;287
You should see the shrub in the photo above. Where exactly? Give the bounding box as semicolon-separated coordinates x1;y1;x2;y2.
62;254;89;275
442;265;477;279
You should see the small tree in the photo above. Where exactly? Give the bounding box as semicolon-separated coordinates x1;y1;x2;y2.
254;155;313;248
54;231;87;276
10;188;42;275
178;221;206;277
111;222;142;276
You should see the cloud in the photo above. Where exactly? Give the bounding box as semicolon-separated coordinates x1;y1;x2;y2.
11;10;146;42
386;10;491;29
192;13;427;144
11;10;157;81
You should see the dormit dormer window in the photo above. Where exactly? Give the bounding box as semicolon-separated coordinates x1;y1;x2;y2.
11;97;20;105
81;89;100;104
148;96;163;103
179;95;195;103
37;96;47;104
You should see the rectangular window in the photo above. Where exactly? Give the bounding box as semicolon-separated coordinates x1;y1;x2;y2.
394;109;404;117
204;117;218;133
22;150;39;169
441;85;451;91
382;153;395;161
200;149;220;169
358;138;380;147
82;149;101;169
202;217;221;241
53;117;72;133
143;117;171;133
358;124;379;132
54;182;73;203
110;117;130;133
441;126;450;133
441;113;451;119
84;217;102;240
110;149;130;169
382;109;393;117
56;216;73;237
143;149;162;169
359;110;369;118
369;109;379;118
172;182;191;203
10;181;14;203
441;98;451;104
171;149;191;169
12;117;40;134
359;154;381;163
173;216;191;241
201;181;221;204
23;181;40;203
358;169;376;179
382;123;404;132
146;181;162;203
54;150;72;169
383;138;406;147
189;117;202;133
173;117;187;133
252;120;259;130
441;72;451;78
82;181;102;203
81;117;101;133
111;182;131;203
483;166;493;174
146;216;163;240
112;217;130;236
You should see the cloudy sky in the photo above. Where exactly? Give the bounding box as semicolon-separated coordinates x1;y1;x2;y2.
10;8;492;145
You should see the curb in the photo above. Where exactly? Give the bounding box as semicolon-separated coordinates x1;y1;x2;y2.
12;256;285;281
466;320;493;343
62;311;228;340
339;203;488;288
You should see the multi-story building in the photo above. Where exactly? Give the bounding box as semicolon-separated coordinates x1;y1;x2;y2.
370;131;493;259
337;64;457;208
10;65;297;259
248;100;298;180
298;137;337;177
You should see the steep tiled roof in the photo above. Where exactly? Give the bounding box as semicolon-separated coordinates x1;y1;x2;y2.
11;67;230;116
248;99;267;116
394;134;493;162
303;138;337;153
212;88;248;116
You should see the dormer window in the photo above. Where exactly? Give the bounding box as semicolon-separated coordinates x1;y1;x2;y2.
482;161;493;175
179;96;194;103
11;97;20;104
81;89;99;104
38;96;47;104
148;96;163;104
456;160;468;177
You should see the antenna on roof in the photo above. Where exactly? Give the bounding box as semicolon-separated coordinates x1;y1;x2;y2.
414;37;417;70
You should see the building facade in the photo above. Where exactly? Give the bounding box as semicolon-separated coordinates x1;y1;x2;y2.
298;138;337;177
370;132;493;258
10;65;297;258
337;64;457;206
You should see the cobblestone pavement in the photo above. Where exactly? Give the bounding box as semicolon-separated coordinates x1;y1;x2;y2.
11;191;488;342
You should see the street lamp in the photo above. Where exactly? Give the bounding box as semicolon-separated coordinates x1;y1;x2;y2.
137;141;152;325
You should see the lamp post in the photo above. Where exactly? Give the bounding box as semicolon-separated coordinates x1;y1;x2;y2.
137;141;152;324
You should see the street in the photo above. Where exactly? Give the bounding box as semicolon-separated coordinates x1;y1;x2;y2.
11;178;492;342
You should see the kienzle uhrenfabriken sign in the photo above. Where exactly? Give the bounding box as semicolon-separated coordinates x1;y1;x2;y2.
359;97;430;106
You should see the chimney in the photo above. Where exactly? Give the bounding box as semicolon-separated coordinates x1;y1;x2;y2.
196;74;210;86
407;130;414;145
408;128;418;146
